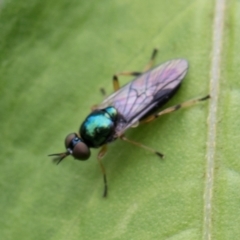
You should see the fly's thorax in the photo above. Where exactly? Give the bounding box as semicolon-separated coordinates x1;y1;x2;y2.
80;107;118;148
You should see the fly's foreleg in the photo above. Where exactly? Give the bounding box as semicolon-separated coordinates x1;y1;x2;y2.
100;88;107;97
91;89;107;111
98;144;108;159
141;95;210;123
97;145;108;197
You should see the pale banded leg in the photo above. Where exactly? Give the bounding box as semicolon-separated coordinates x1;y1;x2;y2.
142;95;210;123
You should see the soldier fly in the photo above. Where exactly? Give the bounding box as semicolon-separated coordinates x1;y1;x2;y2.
49;49;210;197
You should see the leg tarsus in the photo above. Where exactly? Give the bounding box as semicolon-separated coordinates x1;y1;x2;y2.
115;72;142;77
151;48;158;60
199;94;211;101
97;157;108;197
143;48;158;71
102;173;108;197
97;145;108;197
100;88;107;97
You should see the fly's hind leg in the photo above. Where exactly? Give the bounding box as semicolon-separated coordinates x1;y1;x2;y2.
112;48;158;91
141;95;210;123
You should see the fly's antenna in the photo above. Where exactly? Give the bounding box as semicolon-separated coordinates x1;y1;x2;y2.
48;152;70;164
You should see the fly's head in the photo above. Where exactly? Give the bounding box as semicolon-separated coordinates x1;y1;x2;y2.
49;107;118;163
49;133;91;164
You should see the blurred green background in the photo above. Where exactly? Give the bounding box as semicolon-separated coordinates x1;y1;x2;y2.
1;0;239;239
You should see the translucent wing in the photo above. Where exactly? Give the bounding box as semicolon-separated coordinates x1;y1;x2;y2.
97;59;188;134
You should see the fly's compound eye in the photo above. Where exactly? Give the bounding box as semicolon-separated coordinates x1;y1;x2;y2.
65;133;78;148
64;133;91;161
72;141;90;160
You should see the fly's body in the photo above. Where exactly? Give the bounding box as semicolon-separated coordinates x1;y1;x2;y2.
49;49;210;197
80;59;188;147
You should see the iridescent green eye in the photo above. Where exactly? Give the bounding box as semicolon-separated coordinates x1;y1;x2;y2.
64;133;91;160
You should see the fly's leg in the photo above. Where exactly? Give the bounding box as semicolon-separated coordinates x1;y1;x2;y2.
97;145;108;197
141;95;210;123
98;144;108;159
112;48;158;91
100;88;107;97
91;105;98;111
120;136;164;158
112;72;142;91
113;75;120;92
91;89;107;111
97;158;108;197
93;48;159;96
143;48;158;71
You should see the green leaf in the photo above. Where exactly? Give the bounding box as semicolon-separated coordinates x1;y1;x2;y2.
0;0;238;239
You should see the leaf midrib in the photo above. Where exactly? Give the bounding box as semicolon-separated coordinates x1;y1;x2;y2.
204;0;226;239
